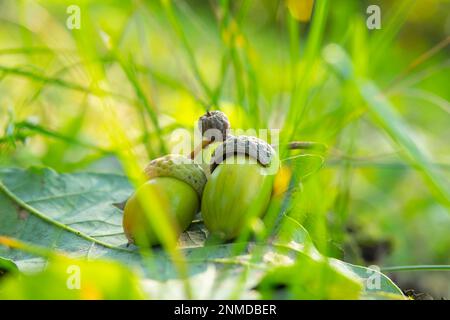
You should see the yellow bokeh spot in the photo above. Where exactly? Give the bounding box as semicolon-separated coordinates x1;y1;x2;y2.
286;0;315;22
81;283;103;300
273;166;292;197
235;34;246;48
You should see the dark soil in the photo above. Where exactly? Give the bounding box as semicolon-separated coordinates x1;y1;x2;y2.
359;239;392;264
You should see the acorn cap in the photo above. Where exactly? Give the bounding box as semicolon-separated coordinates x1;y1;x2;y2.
198;110;230;142
144;154;207;197
210;135;276;172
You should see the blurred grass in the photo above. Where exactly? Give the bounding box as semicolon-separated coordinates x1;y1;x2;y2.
0;0;449;297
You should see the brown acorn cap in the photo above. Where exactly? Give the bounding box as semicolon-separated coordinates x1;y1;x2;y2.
198;110;230;142
210;135;276;173
144;154;207;198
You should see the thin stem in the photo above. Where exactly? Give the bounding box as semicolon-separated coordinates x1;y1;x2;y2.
386;36;450;91
0;65;130;101
189;139;213;160
161;0;213;105
382;265;450;272
15;121;113;154
285;141;328;151
327;159;450;171
188;140;327;160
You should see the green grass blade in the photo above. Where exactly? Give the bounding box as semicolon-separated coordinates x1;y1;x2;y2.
160;0;213;106
324;44;450;208
359;81;450;207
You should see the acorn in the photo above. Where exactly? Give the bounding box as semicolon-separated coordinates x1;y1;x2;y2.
193;110;231;177
198;110;230;142
201;135;279;240
123;154;207;246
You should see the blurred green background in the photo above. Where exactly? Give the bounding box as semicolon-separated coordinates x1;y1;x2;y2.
0;0;449;298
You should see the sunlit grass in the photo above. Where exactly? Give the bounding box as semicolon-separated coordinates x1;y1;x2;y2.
0;0;449;298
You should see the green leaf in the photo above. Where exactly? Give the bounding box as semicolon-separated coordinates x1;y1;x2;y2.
0;167;257;299
0;167;403;299
283;154;324;181
0;167;133;251
258;253;363;300
270;215;405;299
0;257;18;277
338;262;405;300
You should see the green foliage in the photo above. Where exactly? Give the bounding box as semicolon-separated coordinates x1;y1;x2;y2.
0;167;404;299
0;257;18;275
258;254;363;300
0;255;145;300
0;0;449;299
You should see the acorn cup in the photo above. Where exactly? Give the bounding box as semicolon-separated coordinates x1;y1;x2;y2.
201;135;279;240
123;154;207;247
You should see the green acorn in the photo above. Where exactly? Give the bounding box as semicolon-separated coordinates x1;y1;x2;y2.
201;135;279;240
123;154;206;246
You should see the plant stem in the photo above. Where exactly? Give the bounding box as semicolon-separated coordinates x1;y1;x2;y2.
189;140;327;160
16;121;113;154
382;265;450;272
285;141;328;151
189;140;213;160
